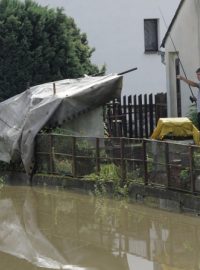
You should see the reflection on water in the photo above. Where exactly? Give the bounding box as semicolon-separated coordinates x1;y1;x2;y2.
0;187;85;270
0;186;200;270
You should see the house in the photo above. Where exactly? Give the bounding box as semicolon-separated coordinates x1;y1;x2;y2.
36;0;180;96
0;74;122;173
161;0;200;117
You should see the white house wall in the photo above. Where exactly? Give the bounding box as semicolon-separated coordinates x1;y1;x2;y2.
165;0;200;116
62;107;104;137
35;0;180;96
166;52;178;116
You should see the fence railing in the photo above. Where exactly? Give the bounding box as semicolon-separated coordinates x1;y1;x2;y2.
35;134;200;195
105;92;167;138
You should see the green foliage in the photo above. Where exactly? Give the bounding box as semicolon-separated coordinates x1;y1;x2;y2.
85;163;121;182
187;104;198;128
94;180;107;198
51;135;95;176
54;158;72;175
180;168;190;188
86;163;129;198
0;0;104;99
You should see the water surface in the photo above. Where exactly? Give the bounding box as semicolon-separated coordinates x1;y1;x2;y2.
0;185;199;270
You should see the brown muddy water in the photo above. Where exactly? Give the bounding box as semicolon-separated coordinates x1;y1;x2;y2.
0;185;200;270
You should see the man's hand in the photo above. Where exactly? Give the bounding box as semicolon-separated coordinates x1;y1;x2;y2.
177;75;183;80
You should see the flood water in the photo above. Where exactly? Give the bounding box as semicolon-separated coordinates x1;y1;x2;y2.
0;185;200;270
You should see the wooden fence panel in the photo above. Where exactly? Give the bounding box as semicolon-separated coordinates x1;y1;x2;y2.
155;92;167;123
128;95;133;138
138;94;143;138
149;94;154;135
144;94;148;138
122;96;127;137
105;92;167;138
133;95;138;138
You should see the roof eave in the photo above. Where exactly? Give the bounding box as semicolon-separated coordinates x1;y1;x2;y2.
160;0;185;48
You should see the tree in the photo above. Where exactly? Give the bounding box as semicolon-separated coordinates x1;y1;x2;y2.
0;0;105;99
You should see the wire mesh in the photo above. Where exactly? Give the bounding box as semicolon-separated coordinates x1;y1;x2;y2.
146;140;167;186
75;137;96;177
52;134;73;155
192;146;200;193
53;155;73;176
35;154;50;174
75;137;96;157
76;157;96;177
168;143;191;192
35;134;200;194
124;138;144;184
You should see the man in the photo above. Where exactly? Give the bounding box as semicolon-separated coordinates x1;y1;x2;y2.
177;68;200;129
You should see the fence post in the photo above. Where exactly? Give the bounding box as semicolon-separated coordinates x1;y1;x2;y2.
49;134;54;174
189;146;195;193
120;137;126;185
116;97;122;137
122;95;127;137
149;94;154;135
155;93;167;124
133;95;138;138
138;95;143;138
128;95;133;138
165;142;170;188
72;136;76;177
96;138;100;174
144;94;148;138
143;140;148;185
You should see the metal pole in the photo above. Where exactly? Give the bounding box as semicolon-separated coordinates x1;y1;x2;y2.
96;138;100;174
118;67;137;76
165;142;170;188
189;146;195;194
120;137;126;185
143;140;148;185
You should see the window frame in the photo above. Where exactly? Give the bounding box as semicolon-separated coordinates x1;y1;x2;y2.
144;18;159;53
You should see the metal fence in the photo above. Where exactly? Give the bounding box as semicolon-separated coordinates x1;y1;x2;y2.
35;134;200;195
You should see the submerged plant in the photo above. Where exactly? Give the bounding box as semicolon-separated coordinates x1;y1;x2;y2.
94;180;107;198
85;163;130;198
84;163;121;181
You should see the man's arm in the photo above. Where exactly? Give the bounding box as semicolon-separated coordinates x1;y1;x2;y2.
177;75;199;87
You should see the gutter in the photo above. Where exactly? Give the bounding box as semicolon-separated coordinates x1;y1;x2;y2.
160;0;185;48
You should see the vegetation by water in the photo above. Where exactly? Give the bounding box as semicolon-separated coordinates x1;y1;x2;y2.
85;163;129;198
187;104;198;128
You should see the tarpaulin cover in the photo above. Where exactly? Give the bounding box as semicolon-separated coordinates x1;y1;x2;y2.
0;74;122;173
151;117;200;144
0;190;85;269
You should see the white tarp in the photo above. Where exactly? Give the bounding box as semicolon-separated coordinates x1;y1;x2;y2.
0;74;122;173
0;193;86;269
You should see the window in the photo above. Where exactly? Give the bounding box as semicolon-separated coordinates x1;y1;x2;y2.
144;19;158;52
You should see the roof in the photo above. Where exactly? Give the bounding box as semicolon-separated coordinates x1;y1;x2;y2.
161;0;185;48
0;74;122;173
